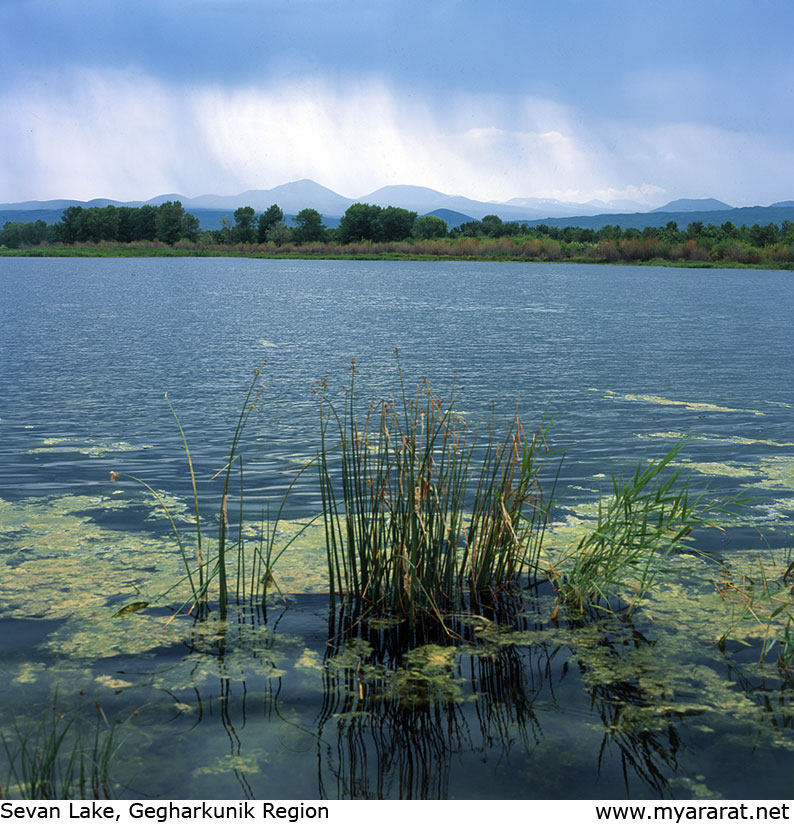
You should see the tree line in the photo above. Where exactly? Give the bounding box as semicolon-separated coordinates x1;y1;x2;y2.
2;200;793;266
0;202;201;247
0;201;448;248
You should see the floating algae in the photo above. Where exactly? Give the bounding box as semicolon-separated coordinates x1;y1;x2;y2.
670;455;794;490
600;390;765;416
193;752;263;778
27;439;153;457
639;431;794;448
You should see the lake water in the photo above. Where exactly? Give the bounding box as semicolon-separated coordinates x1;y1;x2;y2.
0;257;792;799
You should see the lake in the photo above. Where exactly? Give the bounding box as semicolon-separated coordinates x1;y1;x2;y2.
0;257;792;799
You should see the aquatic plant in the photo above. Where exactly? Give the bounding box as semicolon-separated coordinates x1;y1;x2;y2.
112;362;316;618
717;538;794;670
1;695;121;799
316;359;553;622
548;442;744;616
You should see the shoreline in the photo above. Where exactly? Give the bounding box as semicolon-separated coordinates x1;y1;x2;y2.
1;245;791;270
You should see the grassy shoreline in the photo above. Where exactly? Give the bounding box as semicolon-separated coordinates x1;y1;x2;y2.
1;244;792;269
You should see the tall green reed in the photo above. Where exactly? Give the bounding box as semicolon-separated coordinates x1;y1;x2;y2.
317;360;553;622
549;441;744;616
112;362;314;618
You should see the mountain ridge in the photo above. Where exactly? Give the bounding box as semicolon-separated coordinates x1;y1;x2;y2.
2;179;791;232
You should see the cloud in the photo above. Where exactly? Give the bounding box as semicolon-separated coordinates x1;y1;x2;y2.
1;68;791;206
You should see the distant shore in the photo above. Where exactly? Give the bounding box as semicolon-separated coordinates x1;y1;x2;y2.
0;243;791;270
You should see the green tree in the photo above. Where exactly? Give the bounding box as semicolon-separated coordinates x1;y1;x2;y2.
133;205;158;241
257;204;284;243
79;207;104;243
97;205;119;242
117;206;137;243
1;222;24;248
379;206;417;241
232;206;256;243
156;201;185;244
218;216;233;244
337;203;383;244
411;214;448;239
181;212;200;242
480;214;504;238
686;221;704;239
58;205;84;243
292;208;327;244
458;219;484;237
266;220;291;245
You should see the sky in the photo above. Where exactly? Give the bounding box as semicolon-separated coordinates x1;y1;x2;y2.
1;0;793;207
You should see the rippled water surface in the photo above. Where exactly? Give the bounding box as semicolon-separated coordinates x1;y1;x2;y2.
0;258;792;799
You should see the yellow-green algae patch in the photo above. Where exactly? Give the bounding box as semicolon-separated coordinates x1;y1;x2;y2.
669;454;794;490
0;493;335;661
639;430;794;448
476;547;794;746
193;752;264;777
600;390;764;416
1;490;792;749
27;439;153;456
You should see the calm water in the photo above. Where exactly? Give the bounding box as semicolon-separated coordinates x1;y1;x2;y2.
0;257;792;799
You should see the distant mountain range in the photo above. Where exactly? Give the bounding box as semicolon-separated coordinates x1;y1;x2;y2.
2;179;793;232
650;198;734;213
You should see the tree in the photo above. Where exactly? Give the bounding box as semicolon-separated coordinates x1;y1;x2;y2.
117;206;137;243
232;206;256;243
257;204;284;243
181;212;200;242
156;201;185;244
686;221;704;239
379;206;417;241
133;205;158;241
97;205;119;242
59;205;84;244
266;220;291;245
292;208;327;244
480;214;504;238
337;203;383;244
458;219;484;237
411;214;448;239
218;216;233;244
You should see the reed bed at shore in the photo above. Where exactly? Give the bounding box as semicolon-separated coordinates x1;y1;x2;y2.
3;236;793;269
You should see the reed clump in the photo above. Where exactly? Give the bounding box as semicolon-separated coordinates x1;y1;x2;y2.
547;442;744;616
316;361;553;622
114;362;750;631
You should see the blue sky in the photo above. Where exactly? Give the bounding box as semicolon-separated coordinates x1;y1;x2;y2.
2;0;793;206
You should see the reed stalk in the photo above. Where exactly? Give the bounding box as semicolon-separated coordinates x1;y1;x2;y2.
550;441;744;616
317;360;552;622
115;362;323;618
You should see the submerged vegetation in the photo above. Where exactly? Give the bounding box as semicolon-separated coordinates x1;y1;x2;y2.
1;692;122;799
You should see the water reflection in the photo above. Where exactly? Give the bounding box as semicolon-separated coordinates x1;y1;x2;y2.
146;597;700;799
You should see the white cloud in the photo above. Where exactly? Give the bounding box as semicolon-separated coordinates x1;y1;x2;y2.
0;68;790;206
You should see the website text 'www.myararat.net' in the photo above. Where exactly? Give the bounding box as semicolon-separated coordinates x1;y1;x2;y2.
595;804;790;823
